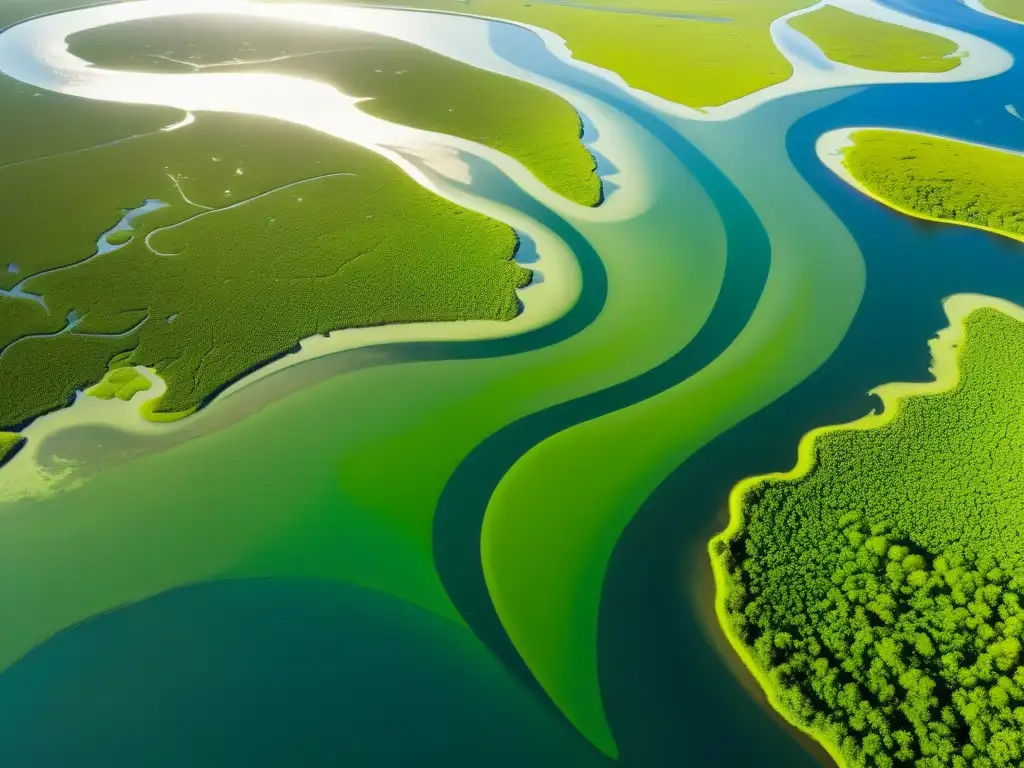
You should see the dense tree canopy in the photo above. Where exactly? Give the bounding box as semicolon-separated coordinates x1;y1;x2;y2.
844;130;1024;240
715;308;1024;767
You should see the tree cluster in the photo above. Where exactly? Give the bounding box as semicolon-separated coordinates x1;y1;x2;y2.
717;308;1024;767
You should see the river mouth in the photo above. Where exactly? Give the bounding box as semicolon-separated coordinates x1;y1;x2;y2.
0;0;1020;766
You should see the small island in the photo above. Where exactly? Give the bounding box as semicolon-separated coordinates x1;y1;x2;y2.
981;0;1024;23
0;432;25;468
712;295;1024;768
105;229;134;246
790;6;963;73
1;20;593;451
87;361;152;402
821;128;1024;243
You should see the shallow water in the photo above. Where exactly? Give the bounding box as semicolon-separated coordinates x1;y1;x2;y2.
0;0;1020;765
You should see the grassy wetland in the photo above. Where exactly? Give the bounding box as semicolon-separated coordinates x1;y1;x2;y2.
0;15;618;433
837;129;1024;242
0;111;528;427
69;16;601;206
790;7;963;73
713;299;1024;768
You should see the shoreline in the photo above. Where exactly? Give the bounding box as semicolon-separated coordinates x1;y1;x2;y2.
0;0;628;497
707;291;1024;768
0;208;579;500
817;126;1024;246
690;540;839;767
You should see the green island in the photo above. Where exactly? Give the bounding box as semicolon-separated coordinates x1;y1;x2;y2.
0;18;607;438
839;129;1024;243
0;432;25;468
68;16;601;206
104;229;134;246
789;6;963;73
982;0;1024;22
87;357;153;402
712;297;1024;768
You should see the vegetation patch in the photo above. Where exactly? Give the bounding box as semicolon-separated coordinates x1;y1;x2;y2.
790;6;962;73
713;304;1024;767
265;0;813;109
0;110;528;430
842;129;1024;242
68;16;601;206
0;432;25;468
87;365;152;402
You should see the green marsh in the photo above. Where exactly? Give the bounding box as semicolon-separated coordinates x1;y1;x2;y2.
791;6;962;73
0;16;619;432
69;16;601;206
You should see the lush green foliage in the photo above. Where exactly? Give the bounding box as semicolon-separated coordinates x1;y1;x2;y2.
69;16;600;206
87;363;152;402
844;130;1024;239
0;432;25;467
716;308;1024;767
983;0;1024;22
0;110;528;427
790;7;961;73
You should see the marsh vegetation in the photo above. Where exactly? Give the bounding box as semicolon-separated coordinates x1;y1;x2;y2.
69;16;601;206
790;7;962;73
0;110;527;429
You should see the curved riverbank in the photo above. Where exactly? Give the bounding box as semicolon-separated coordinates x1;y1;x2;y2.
710;292;1024;768
818;126;1024;245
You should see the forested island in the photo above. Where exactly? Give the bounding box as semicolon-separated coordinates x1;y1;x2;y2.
713;297;1024;768
836;129;1024;242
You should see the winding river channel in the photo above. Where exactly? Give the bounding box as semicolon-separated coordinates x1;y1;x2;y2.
1;0;1023;765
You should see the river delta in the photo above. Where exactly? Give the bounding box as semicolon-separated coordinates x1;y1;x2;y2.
1;1;1023;767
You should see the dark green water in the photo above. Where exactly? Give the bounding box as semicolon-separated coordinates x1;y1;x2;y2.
0;579;606;767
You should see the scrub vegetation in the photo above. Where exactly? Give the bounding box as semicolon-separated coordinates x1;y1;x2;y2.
0;109;527;429
842;129;1024;241
271;0;815;109
790;6;962;73
68;16;601;206
713;306;1024;767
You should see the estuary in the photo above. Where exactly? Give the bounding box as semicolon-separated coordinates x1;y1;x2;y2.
0;0;1022;765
